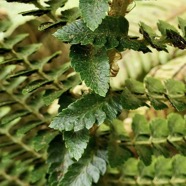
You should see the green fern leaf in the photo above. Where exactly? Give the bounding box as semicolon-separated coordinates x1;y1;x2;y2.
59;150;107;186
165;79;186;111
64;129;90;161
121;88;148;109
16;121;43;136
140;19;186;50
46;0;68;9
79;0;109;31
120;113;186;164
1;110;29;125
150;118;169;138
50;93;122;132
22;80;51;94
157;20;179;36
168;113;186;136
70;45;109;96
108;141;132;167
43;75;80;106
0;65;16;80
3;34;29;49
29;165;47;184
178;17;186;38
116;155;186;185
54;16;129;49
145;77;166;95
120;78;185;111
136;145;153;165
140;22;168;51
60;8;81;23
47;135;74;186
16;44;42;57
0;19;12;32
32;130;58;152
132;114;150;140
0;17;74;185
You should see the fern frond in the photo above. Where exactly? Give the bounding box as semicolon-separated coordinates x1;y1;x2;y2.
107;155;186;185
58;149;107;186
112;0;186;87
0;19;78;185
51;76;185;129
114;113;186;165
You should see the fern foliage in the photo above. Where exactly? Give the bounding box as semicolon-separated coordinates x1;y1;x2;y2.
119;113;186;164
1;0;186;185
0;13;77;185
51;77;185;133
107;155;186;185
54;11;186;96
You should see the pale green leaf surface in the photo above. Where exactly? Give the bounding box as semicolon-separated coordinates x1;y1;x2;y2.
167;113;186;136
157;20;178;36
165;79;186;111
123;158;139;177
132;114;150;139
145;77;165;95
46;0;67;9
139;22;167;51
121;155;186;185
178;17;186;37
125;79;145;94
32;131;58;152
47;135;73;186
16;44;42;57
173;155;186;176
59;151;107;186
0;19;12;32
0;65;16;80
61;7;81;22
6;76;27;90
150;119;169;138
3;34;29;49
169;99;186;111
121;114;186;165
79;0;109;31
138;161;155;179
64;129;90;161
154;157;172;178
29;166;46;183
165;79;185;96
1;111;29;125
22;80;51;94
16;121;43;135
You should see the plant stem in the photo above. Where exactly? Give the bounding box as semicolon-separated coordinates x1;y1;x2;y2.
120;136;185;146
109;0;134;16
0;170;29;186
109;177;186;185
